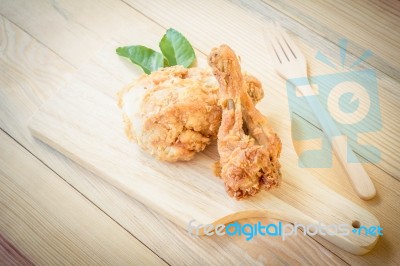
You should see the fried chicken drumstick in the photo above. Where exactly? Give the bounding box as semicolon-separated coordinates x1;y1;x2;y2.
208;45;282;199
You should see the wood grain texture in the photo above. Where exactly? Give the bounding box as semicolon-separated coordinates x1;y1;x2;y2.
60;0;400;262
1;0;399;264
126;0;400;180
124;1;400;262
28;44;400;263
38;40;400;265
29;52;379;255
0;130;165;265
0;234;34;266
260;0;400;81
0;0;122;67
0;0;177;68
0;13;346;266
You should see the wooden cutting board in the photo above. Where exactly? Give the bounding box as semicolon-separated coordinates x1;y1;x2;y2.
28;52;379;256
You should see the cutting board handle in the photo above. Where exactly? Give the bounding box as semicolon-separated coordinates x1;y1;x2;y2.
194;209;379;255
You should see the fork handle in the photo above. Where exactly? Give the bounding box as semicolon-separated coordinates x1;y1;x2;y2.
298;85;376;200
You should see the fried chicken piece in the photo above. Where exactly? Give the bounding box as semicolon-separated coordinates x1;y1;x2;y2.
118;65;263;162
208;45;282;199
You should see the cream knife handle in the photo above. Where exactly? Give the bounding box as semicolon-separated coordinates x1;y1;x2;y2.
298;84;376;200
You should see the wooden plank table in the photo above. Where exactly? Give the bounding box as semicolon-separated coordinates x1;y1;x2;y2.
0;0;399;264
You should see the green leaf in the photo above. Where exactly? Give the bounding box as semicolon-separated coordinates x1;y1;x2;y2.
159;28;196;68
116;45;164;74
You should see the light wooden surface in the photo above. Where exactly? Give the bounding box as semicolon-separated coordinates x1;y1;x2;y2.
1;0;399;264
28;45;379;255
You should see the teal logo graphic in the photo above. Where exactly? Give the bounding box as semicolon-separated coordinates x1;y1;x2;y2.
287;39;382;168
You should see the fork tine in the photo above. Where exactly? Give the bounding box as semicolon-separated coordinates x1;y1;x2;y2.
263;26;281;64
276;23;302;60
268;25;287;64
274;24;294;61
272;22;294;62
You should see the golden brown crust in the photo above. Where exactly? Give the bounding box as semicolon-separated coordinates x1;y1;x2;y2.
208;45;282;199
118;66;219;162
118;65;266;162
122;113;136;142
243;72;264;104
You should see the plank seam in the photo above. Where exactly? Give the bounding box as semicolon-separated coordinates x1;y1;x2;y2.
0;128;171;266
254;0;399;81
0;14;77;70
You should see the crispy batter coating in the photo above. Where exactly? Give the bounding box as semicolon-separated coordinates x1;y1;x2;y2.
118;65;263;162
208;45;282;199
